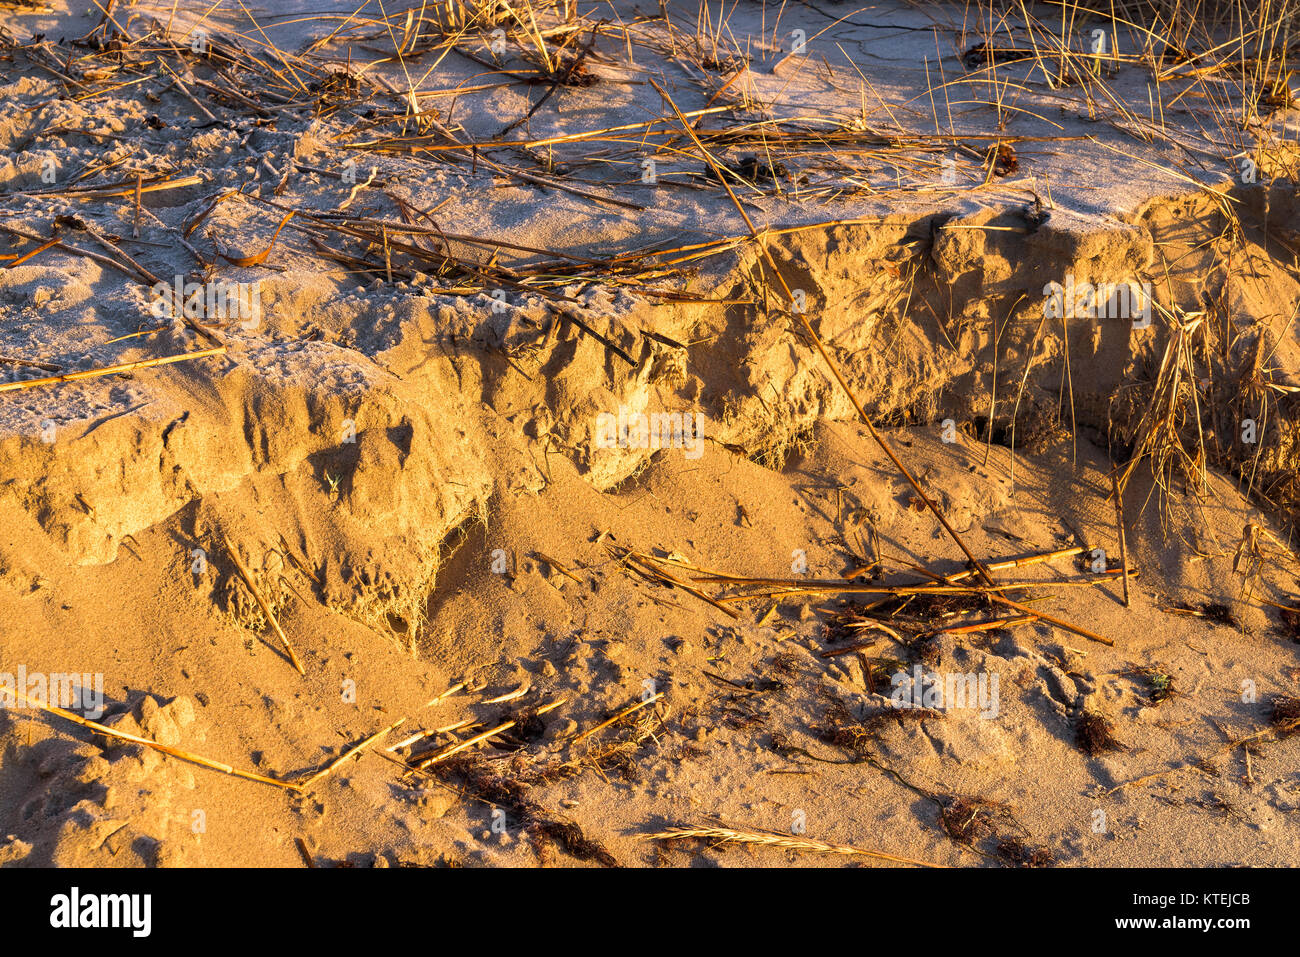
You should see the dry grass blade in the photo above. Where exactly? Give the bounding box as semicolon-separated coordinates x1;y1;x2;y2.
220;210;297;267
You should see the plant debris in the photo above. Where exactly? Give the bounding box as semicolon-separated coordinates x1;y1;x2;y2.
1076;709;1125;757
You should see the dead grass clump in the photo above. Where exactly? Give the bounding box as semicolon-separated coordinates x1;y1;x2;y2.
815;695;942;758
1279;607;1300;643
767;652;802;676
582;703;665;781
933;791;1054;865
912;634;943;666
1116;309;1212;515
1268;695;1300;739
995;838;1056;868
492;705;549;747
719;393;815;472
1076;709;1125;756
1165;601;1238;627
988;142;1019;177
939;796;1007;844
1199;602;1237;626
432;755;618;866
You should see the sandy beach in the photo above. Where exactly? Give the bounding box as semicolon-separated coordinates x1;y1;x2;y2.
0;0;1298;869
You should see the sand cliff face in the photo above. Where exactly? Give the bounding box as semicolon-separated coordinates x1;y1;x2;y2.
1;0;1299;868
3;184;1295;621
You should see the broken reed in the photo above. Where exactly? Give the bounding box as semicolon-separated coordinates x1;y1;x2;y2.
634;548;1117;645
645;818;946;867
9;689;301;791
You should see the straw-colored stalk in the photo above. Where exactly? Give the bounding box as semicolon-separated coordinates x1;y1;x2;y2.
645;820;946;867
10;688;301;791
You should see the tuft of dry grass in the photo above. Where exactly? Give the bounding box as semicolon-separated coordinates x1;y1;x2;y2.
428;754;619;866
1116;307;1211;509
1268;694;1300;738
995;837;1056;867
1076;708;1126;756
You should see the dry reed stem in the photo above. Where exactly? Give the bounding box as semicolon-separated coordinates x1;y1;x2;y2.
892;550;1117;645
615;548;741;619
4;236;59;268
644;819;946;867
0;354;60;372
1111;470;1131;608
10;688;301;791
300;715;407;788
31;175;203;201
936;614;1037;635
945;545;1085;582
223;532;305;675
573;692;664;744
0;345;226;393
0;221;159;286
411;697;568;769
986;593;1114;645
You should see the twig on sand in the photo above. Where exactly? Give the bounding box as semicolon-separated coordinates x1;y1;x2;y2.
3;236;59;268
223;532;305;675
888;555;1116;646
0;221;158;285
644;817;946;867
934;614;1037;635
10;689;301;791
0;355;61;372
944;545;1084;582
573;692;663;743
299;715;407;788
985;593;1115;646
1111;470;1130;608
0;346;226;394
411;698;568;769
613;546;741;619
